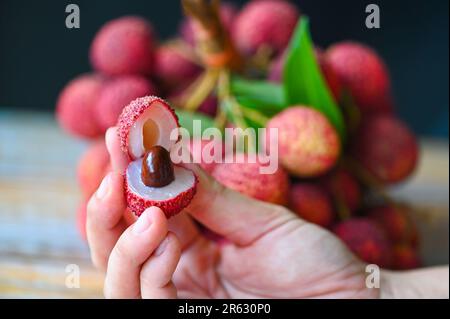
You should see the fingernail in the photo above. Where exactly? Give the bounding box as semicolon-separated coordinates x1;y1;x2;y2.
154;236;170;256
96;174;111;199
132;211;152;234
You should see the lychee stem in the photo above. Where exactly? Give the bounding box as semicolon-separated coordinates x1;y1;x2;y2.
184;68;219;112
241;107;269;127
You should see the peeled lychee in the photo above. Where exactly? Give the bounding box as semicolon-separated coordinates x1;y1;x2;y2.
118;96;197;218
266;106;341;177
321;168;362;213
391;244;421;270
351;115;419;184
289;183;335;228
233;0;299;56
333;218;392;267
212;153;289;205
90;16;155;76
95;75;157;131
326;42;392;113
56;74;104;139
368;205;419;247
77;139;110;197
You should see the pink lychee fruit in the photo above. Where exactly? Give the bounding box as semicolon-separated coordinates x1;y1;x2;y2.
95;75;157;131
118;96;197;218
325;41;392;113
321;168;362;213
90;16;155;76
266;106;341;177
56;74;104;139
391;244;422;270
77;139;110;198
333;218;392;268
233;0;299;56
289;183;335;228
351;115;419;184
211;153;289;205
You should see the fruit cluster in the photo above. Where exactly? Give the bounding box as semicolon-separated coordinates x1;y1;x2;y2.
57;0;421;270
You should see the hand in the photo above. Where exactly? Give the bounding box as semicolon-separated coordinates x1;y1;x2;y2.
86;127;377;299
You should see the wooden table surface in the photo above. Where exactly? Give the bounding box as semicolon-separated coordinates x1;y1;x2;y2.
0;111;449;298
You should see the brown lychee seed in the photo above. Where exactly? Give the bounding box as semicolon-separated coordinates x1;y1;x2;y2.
141;146;175;188
118;96;197;218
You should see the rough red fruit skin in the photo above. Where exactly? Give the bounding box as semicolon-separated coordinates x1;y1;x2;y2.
289;183;335;228
326;42;392;113
95;76;157;131
368;205;419;247
212;153;290;205
154;44;201;89
321;168;362;213
76;200;88;241
56;74;104;139
233;0;299;55
333;218;392;268
77;139;110;197
188;138;225;174
90;16;155;76
391;244;421;270
117;96;179;159
351;115;419;184
266;106;341;177
124;169;198;218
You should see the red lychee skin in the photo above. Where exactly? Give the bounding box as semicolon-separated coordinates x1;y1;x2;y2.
212;153;290;205
233;0;299;55
321;168;362;213
117;96;179;160
326;42;392;113
56;74;104;139
289;183;335;228
333;218;392;268
391;244;421;270
76;200;88;241
351;115;419;184
188;138;225;174
95;75;157;131
77;139;110;197
266;106;341;177
124;169;198;218
368;205;419;247
90;16;155;76
154;44;201;90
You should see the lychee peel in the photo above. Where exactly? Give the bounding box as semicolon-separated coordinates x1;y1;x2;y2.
322;168;361;213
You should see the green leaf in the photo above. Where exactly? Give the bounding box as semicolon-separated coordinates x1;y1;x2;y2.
283;16;346;140
175;109;217;136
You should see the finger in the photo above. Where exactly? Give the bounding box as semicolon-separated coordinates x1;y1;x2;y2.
106;127;129;173
183;163;297;246
104;207;168;299
87;172;128;271
140;232;181;299
168;213;199;250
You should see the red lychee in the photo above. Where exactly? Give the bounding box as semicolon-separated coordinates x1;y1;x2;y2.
90;16;155;76
95;75;157;131
333;218;392;267
266;106;341;177
56;74;104;139
326;41;392;113
233;0;299;56
118;96;197;218
77;139;110;198
212;153;289;205
391;244;421;270
368;204;419;247
351;115;419;184
289;183;335;228
321;168;362;213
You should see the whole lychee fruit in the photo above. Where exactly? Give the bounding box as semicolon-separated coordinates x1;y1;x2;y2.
321;168;362;213
289;183;335;228
351;115;419;184
368;205;419;247
333;218;392;267
56;74;104;139
118;96;197;218
233;0;299;56
326;42;392;113
77;139;110;197
212;153;289;205
391;244;421;270
90;16;155;76
95;75;157;131
266;106;341;177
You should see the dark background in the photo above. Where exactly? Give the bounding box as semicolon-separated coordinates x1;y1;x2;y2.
0;0;448;137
